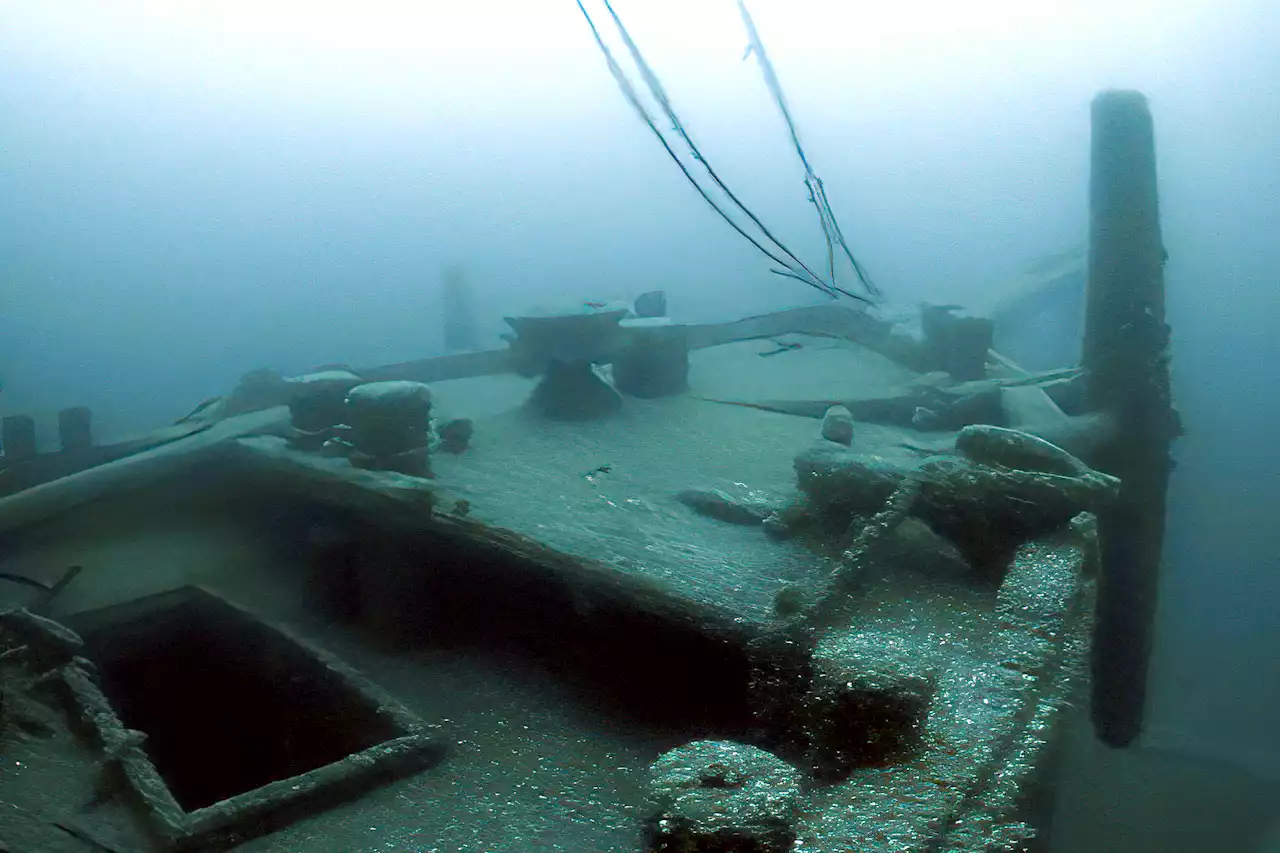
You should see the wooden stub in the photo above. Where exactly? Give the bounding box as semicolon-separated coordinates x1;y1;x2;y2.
634;290;668;318
351;305;930;389
613;325;689;398
922;305;995;381
58;406;94;453
1083;90;1179;748
31;564;84;616
1;415;38;462
442;265;479;352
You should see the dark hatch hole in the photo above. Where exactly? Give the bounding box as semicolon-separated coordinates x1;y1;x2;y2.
297;509;759;737
70;587;402;812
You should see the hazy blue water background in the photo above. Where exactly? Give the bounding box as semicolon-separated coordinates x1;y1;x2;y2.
2;0;1278;836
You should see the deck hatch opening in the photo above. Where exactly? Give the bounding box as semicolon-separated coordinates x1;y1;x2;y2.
68;587;411;812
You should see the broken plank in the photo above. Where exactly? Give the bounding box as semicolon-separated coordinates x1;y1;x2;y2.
0;408;290;538
0;421;215;498
684;304;931;370
357;347;516;384
349;305;933;389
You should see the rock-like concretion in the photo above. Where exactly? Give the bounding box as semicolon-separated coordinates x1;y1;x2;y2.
955;424;1111;484
795;438;1120;573
821;405;855;446
676;488;778;526
288;370;364;432
804;627;938;779
436;418;474;455
794;443;908;514
646;740;801;853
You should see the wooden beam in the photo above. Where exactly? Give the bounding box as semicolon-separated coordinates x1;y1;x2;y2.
0;421;216;499
1;415;38;461
1083;90;1180;748
354;304;933;387
682;303;931;369
357;347;516;384
0;304;933;498
0;409;290;537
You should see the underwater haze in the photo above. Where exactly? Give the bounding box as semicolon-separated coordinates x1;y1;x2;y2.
2;0;1280;845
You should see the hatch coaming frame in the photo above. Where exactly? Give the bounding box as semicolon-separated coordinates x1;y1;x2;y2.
56;585;446;852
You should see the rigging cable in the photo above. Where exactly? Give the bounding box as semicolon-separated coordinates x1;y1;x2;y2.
736;0;880;298
575;0;877;302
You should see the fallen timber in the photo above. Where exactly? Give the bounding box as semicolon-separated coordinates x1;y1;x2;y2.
0;303;1109;500
1082;90;1181;747
0;421;213;498
0;304;932;497
0;408;291;537
693;365;1082;421
335;303;930;385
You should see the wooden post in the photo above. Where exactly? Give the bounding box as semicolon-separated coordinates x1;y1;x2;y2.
613;325;689;398
921;305;994;381
58;406;94;453
442;265;478;352
1082;90;1180;747
1;415;38;462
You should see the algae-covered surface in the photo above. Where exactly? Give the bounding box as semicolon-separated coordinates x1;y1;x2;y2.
0;588;686;853
0;334;1093;853
232;627;676;853
798;537;1092;852
427;337;928;624
432;397;827;623
685;334;921;404
0;528;692;853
